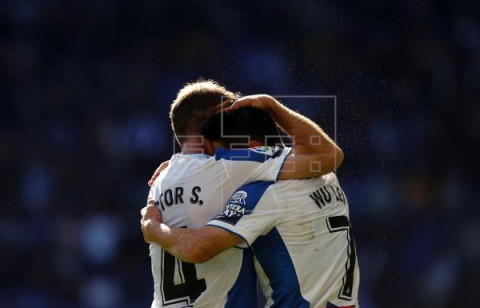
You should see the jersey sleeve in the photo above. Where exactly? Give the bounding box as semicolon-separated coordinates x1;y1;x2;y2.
215;146;291;185
148;174;164;210
206;181;280;247
147;187;154;200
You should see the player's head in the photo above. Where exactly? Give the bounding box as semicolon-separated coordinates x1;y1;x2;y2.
201;106;283;150
170;79;239;146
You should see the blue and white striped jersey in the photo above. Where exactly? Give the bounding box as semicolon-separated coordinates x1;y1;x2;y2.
208;173;360;308
148;146;291;308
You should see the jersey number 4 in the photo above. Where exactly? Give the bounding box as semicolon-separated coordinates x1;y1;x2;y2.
161;250;207;305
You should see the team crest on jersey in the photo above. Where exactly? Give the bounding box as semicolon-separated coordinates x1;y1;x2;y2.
230;191;247;205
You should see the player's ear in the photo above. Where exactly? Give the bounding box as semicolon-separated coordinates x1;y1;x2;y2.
203;138;216;155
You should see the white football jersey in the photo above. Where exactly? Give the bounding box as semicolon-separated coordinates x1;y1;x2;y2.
208;173;360;308
148;146;291;308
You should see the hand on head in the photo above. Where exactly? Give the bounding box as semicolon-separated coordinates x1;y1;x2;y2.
228;94;276;112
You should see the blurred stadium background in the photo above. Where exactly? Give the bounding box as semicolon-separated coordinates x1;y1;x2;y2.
1;0;479;307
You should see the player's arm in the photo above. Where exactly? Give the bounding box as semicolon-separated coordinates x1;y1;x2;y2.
141;204;242;263
231;95;343;179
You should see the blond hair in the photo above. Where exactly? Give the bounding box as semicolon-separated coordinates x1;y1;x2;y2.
169;79;238;144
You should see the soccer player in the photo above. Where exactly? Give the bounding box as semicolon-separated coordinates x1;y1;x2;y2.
145;80;343;308
142;106;359;308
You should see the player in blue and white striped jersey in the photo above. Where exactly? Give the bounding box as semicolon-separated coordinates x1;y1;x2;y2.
208;174;359;308
148;145;289;308
143;81;343;308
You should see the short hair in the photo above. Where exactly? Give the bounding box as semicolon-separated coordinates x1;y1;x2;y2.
200;106;283;148
170;80;238;145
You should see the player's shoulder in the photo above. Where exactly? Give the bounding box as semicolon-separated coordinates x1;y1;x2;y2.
168;152;215;170
268;172;340;193
322;172;340;185
157;153;218;184
230;181;275;210
212;181;274;225
214;146;290;163
170;152;211;162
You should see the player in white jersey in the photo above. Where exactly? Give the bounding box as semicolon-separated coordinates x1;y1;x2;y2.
142;104;358;308
143;81;344;308
149;145;290;308
208;175;359;308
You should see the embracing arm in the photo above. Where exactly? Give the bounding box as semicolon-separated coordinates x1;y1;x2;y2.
141;204;242;263
231;95;343;179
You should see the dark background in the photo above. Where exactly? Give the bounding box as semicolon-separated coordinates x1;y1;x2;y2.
1;0;479;307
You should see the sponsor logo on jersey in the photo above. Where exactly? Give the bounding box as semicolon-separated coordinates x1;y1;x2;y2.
214;191;248;225
250;146;274;155
222;203;245;217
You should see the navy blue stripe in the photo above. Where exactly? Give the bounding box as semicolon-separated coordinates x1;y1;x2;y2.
225;249;257;308
241;181;274;209
253;228;310;308
214;147;272;162
213;181;274;226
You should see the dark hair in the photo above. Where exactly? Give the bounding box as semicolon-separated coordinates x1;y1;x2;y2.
200;106;283;148
169;80;239;144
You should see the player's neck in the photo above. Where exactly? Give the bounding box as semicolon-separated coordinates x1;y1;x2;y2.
181;146;205;154
181;137;206;154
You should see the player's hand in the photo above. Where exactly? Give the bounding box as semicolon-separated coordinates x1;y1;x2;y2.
140;217;159;243
140;199;163;243
214;98;235;112
229;94;277;112
141;198;162;221
148;160;169;187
